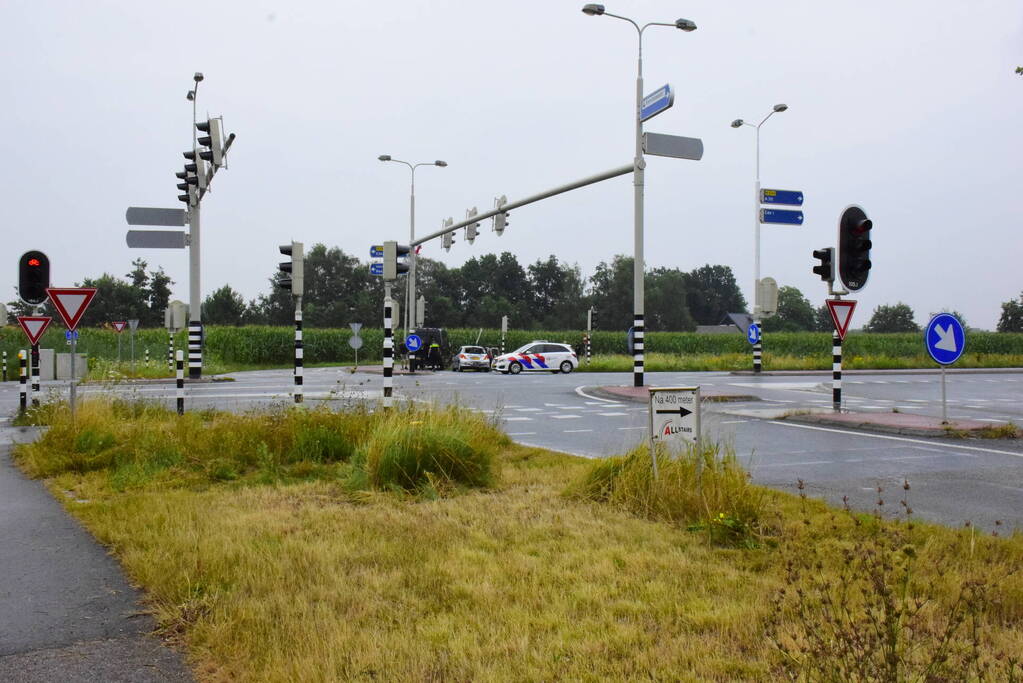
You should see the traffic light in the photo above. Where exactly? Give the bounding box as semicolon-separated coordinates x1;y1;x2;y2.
492;195;509;236
838;205;872;291
383;241;411;280
464;207;479;244
196;117;224;167
177;149;205;204
278;241;304;296
441;217;454;251
18;250;50;305
811;247;835;283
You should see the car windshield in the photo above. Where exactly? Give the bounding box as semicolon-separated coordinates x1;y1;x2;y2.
462;346;485;354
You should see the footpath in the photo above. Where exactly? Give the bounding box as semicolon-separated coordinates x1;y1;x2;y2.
0;425;191;683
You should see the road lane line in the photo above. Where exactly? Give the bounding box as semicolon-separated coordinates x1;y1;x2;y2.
598;412;628;417
564;429;593;433
574;386;622;403
768;421;1023;458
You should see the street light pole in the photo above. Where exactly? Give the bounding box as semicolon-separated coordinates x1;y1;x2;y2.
582;4;696;387
378;156;447;331
731;103;788;374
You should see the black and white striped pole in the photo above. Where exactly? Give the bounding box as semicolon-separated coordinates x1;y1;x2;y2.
145;348;150;367
18;350;27;413
187;322;202;380
30;343;40;407
176;350;184;415
382;289;394;410
832;328;842;411
500;315;508;356
2;350;7;381
294;303;303;404
167;331;174;372
586;307;593;366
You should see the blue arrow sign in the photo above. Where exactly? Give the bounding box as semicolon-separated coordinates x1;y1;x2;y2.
370;262;384;276
370;245;384;258
640;84;674;122
405;334;423;353
746;323;761;345
64;329;79;340
924;313;966;365
760;209;804;225
760;189;804;206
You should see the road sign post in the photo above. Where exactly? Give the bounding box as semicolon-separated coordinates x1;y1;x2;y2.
924;313;966;423
129;319;139;373
826;299;857;411
47;287;97;421
648;387;701;480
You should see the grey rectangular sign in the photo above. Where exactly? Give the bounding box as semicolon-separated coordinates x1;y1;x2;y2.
126;230;187;249
643;133;704;161
125;207;187;226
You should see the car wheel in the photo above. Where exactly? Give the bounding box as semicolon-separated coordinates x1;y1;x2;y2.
508;362;523;375
560;361;573;374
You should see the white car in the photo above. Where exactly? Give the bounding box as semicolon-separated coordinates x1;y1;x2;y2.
495;341;578;375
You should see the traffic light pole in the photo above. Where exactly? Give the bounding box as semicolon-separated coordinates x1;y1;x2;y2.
188;200;203;379
382;284;394;411
30;343;40;407
294;296;303;404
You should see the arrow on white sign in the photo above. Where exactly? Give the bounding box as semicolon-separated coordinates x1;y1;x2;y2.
934;324;958;353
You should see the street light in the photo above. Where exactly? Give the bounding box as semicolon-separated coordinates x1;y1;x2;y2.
731;103;788;373
582;4;696;387
378;155;448;331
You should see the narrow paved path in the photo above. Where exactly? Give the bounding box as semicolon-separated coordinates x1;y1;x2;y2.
0;425;191;682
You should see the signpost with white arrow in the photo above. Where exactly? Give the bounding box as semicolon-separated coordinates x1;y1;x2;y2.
648;386;701;480
924;313;966;423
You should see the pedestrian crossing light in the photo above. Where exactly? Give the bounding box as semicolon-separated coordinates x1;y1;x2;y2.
838;205;872;292
811;247;835;283
383;241;410;281
18;250;50;305
278;241;304;296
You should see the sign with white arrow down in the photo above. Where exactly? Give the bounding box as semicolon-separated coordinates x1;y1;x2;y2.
925;313;966;366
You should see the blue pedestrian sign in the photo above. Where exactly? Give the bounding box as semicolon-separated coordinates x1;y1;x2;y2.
370;262;384;276
640;84;674;122
760;189;804;206
760;208;804;225
746;323;761;345
405;334;423;353
924;313;966;365
64;329;79;340
370;245;384;258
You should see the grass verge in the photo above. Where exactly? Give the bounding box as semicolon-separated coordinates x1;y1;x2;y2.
12;399;1023;680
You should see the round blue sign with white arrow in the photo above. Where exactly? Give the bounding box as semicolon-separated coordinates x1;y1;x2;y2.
746;323;761;345
405;334;423;353
924;313;966;365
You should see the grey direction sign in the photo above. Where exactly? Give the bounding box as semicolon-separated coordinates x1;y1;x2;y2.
125;207;187;227
649;386;701;447
643;133;704;161
126;230;187;249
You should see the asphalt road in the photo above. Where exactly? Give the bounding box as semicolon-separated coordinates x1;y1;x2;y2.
2;367;1021;532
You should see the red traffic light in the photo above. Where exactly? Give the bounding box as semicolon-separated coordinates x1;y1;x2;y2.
28;258;41;267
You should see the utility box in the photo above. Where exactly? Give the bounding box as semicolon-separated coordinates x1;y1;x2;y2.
757;277;779;318
165;301;189;332
39;348;55;380
56;353;88;380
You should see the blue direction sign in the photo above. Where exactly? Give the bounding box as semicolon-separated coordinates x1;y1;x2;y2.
370;262;384;276
640;84;674;122
924;313;966;365
760;208;804;225
761;189;804;206
370;245;384;258
405;334;423;353
746;323;761;345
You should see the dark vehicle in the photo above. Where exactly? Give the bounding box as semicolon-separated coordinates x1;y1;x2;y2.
407;327;449;371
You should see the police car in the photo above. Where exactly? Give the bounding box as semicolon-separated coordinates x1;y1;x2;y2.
495;341;578;375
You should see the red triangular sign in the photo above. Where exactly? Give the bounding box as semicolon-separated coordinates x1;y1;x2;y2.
826;299;857;340
46;287;98;331
17;316;52;345
112;321;127;333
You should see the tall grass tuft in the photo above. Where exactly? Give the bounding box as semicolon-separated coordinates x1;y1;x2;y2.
566;441;776;548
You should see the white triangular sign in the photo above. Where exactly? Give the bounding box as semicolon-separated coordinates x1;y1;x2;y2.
46;287;98;331
17;316;52;345
826;299;857;340
112;321;127;333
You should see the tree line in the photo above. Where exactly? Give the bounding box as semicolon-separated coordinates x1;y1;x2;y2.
7;246;1022;333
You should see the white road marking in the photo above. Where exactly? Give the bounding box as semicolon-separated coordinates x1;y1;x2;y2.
720;419;748;424
551;414;582;420
504;417;533;422
514;407;542;412
598;412;628;417
769;421;1023;458
618;426;645;430
564;429;593;433
575;386;625;403
506;432;537;436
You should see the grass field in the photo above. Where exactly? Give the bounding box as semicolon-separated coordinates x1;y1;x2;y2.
13;399;1023;681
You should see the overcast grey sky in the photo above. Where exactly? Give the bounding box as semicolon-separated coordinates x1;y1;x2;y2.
3;1;1021;330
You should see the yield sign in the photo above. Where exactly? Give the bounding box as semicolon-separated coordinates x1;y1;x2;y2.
826;299;857;340
17;316;52;345
46;287;98;331
112;321;127;333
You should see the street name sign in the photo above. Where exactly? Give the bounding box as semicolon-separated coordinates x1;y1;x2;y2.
925;313;966;365
746;323;761;345
642;133;704;161
826;299;857;340
648;386;700;446
112;321;127;333
126;230;187;249
17;316;51;345
760;208;804;225
369;245;384;258
640;84;674;122
370;262;384;276
46;287;98;331
405;334;423;353
760;189;804;206
125;207;187;227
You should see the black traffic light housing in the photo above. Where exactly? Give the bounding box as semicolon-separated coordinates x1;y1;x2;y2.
811;247;835;283
18;250;50;305
838;205;872;291
196;118;224;167
383;241;411;280
278;242;304;296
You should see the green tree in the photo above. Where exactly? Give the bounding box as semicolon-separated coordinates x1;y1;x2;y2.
528;255;587;330
147;268;173;326
763;286;816;332
646;267;696;331
203;285;247;325
864;303;919;333
78;273;149;327
814;304;834;332
683;264;747;325
997;291;1023;332
588;255;635;331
